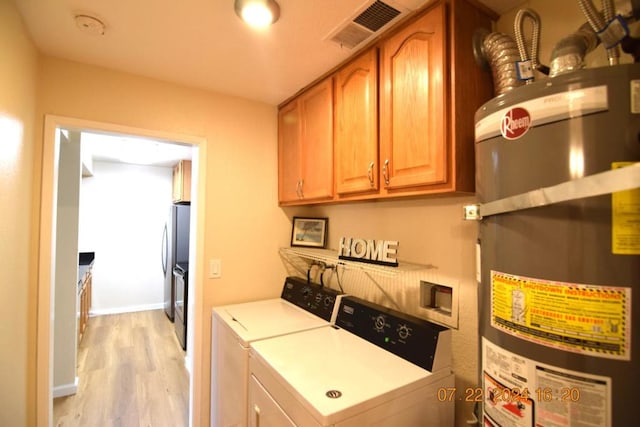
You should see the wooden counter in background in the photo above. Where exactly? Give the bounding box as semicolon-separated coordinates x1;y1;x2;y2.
78;270;92;344
78;252;94;344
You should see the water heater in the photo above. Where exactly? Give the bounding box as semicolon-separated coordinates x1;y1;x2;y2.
474;64;639;426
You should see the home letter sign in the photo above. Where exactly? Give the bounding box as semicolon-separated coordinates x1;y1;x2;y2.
338;237;399;267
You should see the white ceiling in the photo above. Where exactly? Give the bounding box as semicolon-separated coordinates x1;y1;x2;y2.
13;0;522;107
81;131;193;168
16;0;521;167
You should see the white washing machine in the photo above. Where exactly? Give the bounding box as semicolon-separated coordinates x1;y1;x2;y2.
211;276;343;427
248;296;454;426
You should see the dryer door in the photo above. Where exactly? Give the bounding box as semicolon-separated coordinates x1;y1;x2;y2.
249;375;297;427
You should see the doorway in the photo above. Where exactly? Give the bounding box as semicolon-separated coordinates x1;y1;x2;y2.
37;115;207;426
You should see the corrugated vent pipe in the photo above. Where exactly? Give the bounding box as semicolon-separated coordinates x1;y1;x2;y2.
473;29;524;96
549;23;600;77
577;0;620;65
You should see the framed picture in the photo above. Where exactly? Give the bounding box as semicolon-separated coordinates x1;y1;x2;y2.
291;217;328;248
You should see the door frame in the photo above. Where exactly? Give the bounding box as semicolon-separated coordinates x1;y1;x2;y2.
37;115;207;426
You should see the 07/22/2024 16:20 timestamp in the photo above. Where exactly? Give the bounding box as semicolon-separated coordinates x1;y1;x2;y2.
436;387;581;403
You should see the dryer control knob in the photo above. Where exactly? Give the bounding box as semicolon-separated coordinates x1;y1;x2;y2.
397;324;412;340
374;315;386;331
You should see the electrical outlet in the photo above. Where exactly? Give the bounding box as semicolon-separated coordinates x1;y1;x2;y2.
209;259;221;279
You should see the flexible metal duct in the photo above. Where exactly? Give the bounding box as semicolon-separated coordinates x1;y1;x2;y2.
602;0;621;63
473;29;524;96
578;0;621;64
549;23;600;76
514;8;548;82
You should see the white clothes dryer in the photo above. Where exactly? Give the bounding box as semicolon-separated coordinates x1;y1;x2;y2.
211;276;343;427
248;296;454;426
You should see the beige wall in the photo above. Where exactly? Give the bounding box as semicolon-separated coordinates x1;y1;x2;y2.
0;0;39;424
34;56;288;426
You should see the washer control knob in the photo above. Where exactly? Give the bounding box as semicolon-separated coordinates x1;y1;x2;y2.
302;287;312;298
315;292;323;303
397;324;412;340
374;315;386;331
323;296;334;307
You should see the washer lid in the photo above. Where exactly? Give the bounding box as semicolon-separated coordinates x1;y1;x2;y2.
213;298;329;345
250;326;443;424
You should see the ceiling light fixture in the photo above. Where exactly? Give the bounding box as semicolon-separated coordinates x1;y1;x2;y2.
234;0;280;28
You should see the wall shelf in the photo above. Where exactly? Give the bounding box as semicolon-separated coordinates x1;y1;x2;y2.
279;246;437;311
279;247;434;278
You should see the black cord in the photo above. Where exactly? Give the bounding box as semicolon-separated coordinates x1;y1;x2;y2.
307;261;326;285
335;266;344;292
321;264;345;292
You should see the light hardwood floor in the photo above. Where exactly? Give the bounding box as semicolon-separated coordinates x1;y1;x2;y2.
53;310;189;427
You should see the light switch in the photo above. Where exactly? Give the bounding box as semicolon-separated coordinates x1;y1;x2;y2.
209;259;221;279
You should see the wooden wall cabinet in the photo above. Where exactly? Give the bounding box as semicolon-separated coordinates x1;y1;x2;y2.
379;3;446;193
173;160;192;204
278;0;495;205
278;77;334;204
335;48;379;196
377;0;494;197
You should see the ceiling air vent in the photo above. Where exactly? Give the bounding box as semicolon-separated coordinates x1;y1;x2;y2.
354;1;402;31
326;0;412;50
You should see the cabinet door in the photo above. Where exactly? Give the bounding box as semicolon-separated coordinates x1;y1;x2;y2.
248;376;296;427
278;101;302;203
380;4;446;191
335;48;379;195
172;160;192;203
299;77;334;201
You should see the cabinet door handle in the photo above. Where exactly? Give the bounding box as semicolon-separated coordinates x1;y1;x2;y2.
295;180;302;199
382;159;390;186
298;179;304;199
367;161;375;187
253;404;261;427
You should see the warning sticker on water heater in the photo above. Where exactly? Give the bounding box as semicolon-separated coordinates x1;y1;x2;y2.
482;338;612;427
612;162;640;255
490;271;631;360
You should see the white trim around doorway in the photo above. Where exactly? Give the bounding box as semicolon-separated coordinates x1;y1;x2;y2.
37;115;207;427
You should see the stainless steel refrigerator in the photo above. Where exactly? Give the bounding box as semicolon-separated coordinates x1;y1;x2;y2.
475;64;639;426
162;204;190;321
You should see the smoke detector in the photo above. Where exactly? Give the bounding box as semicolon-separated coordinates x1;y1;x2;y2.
74;14;106;36
325;0;415;50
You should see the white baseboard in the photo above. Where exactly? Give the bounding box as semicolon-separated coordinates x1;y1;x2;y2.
53;376;78;398
90;302;164;316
